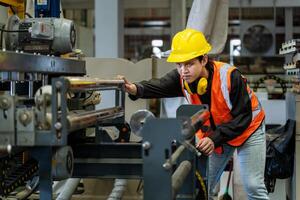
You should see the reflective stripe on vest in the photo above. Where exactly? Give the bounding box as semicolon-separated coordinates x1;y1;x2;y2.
219;63;232;110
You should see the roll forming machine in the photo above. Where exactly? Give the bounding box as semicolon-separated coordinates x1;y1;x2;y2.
0;39;208;200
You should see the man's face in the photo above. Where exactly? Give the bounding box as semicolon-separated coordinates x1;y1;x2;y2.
176;57;207;83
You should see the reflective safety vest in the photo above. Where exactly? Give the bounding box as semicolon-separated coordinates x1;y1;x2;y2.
181;61;265;147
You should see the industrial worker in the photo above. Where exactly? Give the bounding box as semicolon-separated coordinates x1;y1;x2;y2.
120;28;269;200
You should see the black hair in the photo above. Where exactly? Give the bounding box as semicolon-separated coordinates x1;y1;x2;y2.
197;55;214;72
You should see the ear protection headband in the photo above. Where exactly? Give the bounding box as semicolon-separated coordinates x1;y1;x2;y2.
184;77;208;95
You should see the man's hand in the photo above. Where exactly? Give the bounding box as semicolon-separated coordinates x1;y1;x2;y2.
117;75;137;95
196;137;215;155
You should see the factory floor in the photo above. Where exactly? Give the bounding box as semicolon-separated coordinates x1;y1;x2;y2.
4;177;289;200
71;179;143;200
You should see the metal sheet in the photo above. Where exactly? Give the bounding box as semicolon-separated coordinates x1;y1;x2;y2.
0;50;86;75
142;119;177;200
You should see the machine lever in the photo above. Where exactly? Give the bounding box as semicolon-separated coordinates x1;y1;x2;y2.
182;140;202;157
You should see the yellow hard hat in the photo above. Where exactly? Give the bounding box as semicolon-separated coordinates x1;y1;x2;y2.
167;28;212;63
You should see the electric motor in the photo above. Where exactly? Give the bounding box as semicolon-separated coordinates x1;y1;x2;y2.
5;15;76;55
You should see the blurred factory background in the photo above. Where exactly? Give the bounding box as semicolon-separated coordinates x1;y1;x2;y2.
0;0;300;200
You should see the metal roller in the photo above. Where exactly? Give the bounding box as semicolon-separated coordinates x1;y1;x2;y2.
172;160;192;198
163;145;186;170
67;107;124;131
163;142;201;170
64;77;124;91
52;146;74;180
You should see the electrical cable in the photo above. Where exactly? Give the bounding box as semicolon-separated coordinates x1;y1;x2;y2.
25;13;33;18
0;28;28;33
19;176;39;200
195;170;207;200
9;6;16;15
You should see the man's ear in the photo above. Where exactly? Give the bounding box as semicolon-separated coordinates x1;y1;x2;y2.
201;55;208;66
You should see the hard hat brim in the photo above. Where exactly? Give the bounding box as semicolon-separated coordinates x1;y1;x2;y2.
167;46;212;63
